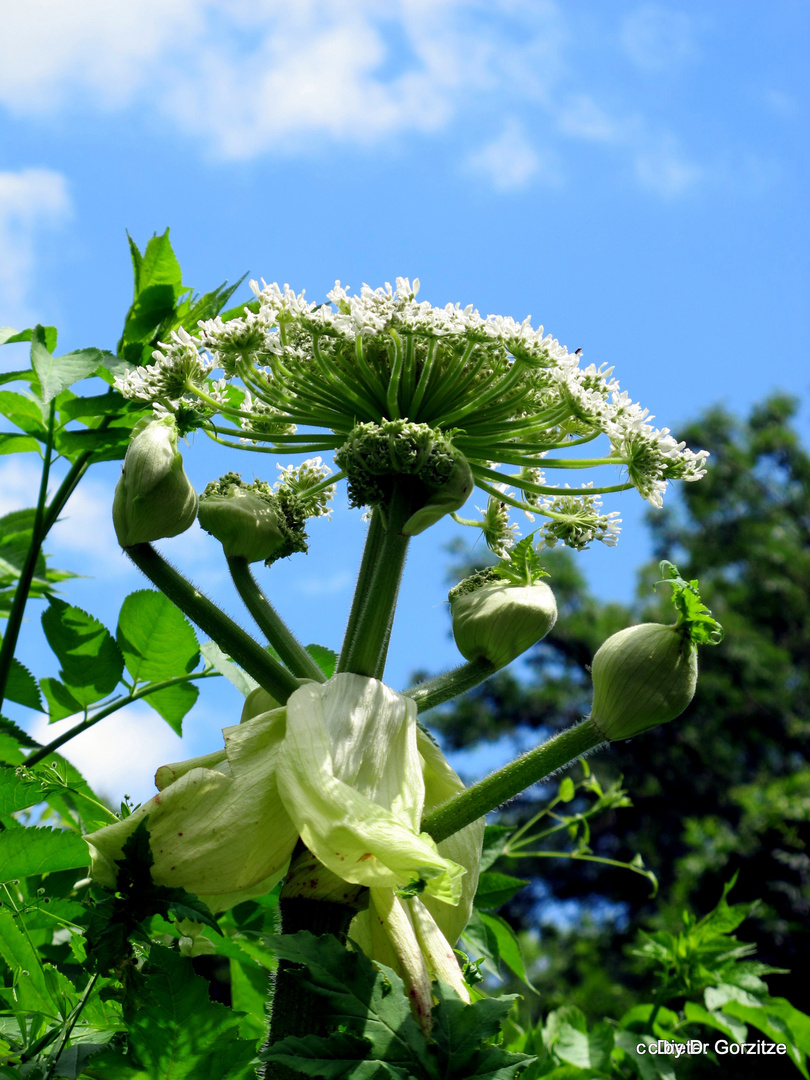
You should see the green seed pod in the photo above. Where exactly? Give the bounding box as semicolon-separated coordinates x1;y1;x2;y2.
112;415;198;547
590;622;697;741
450;580;557;668
198;474;289;562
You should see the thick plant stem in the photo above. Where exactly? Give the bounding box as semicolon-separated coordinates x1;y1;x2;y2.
337;509;385;670
261;896;359;1080
228;556;326;682
422;717;606;843
0;401;55;711
404;658;498;712
125;543;300;703
338;484;414;679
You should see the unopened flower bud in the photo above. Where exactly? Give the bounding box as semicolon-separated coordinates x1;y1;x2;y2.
112;415;198;547
590;623;697;740
198;473;293;562
450;578;557;668
589;561;723;741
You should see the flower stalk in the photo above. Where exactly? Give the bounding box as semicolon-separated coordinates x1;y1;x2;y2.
124;542;300;703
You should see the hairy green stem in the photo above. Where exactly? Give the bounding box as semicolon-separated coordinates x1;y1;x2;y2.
24;670;220;768
337;484;414;679
403;658;498;712
125;543;299;703
228;557;325;683
261;898;358;1080
421;717;606;843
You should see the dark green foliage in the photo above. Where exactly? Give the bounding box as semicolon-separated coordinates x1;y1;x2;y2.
83;946;257;1079
83;820;220;976
262;933;534;1079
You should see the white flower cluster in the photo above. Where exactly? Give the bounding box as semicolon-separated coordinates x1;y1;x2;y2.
274;457;335;519
113;276;709;544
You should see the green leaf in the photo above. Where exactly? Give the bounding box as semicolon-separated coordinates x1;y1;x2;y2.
431;984;533;1078
41;599;123;708
553;1021;613;1071
107;946;256;1079
199;641;256;696
143;681;198;735
0;433;41;456
613;1031;676;1080
479;825;513;872
1;325;57;351
474;872;529;910
117;590;199;684
0;826;89;881
262;1031;406;1079
0;390;47;435
684;1001;747;1043
54;426;134;462
0;909;56;1015
31;347;107;404
40;677;83;721
5;658;43;711
265;933;433;1076
306;643;337;679
0;715;40;750
721;996;810;1077
558;777;575;803
462;910;535;990
0;766;50;814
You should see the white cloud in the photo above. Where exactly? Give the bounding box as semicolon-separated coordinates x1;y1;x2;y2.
28;704;187;805
0;458;134;579
620;5;697;73
0;168;72;327
465;120;555;192
0;2;710;198
634;135;702;198
555;94;632;145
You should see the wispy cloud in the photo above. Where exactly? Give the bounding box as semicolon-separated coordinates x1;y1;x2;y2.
634;135;703;198
0;168;72;327
28;704;187;805
0;2;713;198
465;119;556;192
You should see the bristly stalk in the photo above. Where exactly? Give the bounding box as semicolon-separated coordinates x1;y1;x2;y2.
125;542;300;703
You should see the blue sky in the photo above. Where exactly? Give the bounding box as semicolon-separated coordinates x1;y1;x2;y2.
1;1;808;800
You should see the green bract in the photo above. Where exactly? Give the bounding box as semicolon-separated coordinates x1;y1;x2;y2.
112;414;198;547
450;581;558;668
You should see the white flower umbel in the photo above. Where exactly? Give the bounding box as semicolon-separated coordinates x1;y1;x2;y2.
85;675;469;912
115;276;708;548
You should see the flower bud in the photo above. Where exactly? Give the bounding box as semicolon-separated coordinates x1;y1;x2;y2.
112;415;198;547
450;579;557;668
403;449;474;536
590;622;697;741
198;472;295;562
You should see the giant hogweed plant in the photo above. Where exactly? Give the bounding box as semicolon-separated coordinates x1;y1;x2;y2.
0;231;807;1079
